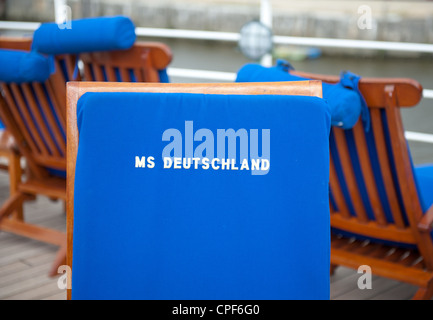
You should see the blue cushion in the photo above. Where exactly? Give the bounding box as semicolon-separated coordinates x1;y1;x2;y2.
236;62;365;129
415;164;433;212
72;92;331;300
0;49;51;83
32;16;136;55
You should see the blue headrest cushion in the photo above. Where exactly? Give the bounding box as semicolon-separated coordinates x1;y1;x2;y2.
236;63;363;129
0;49;51;83
32;16;136;55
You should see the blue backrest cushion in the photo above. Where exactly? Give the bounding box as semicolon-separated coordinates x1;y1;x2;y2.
72;91;331;300
32;16;136;55
236;63;363;129
0;49;51;83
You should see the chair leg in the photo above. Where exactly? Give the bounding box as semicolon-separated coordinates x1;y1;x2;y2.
0;192;27;222
412;284;433;300
330;263;339;276
8;152;23;220
49;241;67;277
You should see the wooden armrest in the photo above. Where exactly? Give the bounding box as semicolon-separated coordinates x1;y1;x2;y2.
292;70;423;108
418;204;433;232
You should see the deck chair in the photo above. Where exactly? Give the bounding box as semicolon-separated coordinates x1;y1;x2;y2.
66;81;331;300
0;38;33;220
31;16;172;84
0;36;77;220
0;47;69;276
0;19;172;276
236;62;433;299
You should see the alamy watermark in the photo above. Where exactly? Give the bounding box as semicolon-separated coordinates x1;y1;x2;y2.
57;265;72;290
57;4;72;30
357;265;372;290
135;121;271;176
357;5;373;30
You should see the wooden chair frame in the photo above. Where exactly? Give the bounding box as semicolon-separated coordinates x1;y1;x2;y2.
291;70;433;299
65;80;323;299
0;37;173;277
0;37;33;220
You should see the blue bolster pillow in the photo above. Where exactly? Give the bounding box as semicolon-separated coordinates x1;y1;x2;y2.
32;16;136;55
236;62;364;129
0;49;52;83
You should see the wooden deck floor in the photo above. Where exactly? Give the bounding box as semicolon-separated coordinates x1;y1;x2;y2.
0;170;421;300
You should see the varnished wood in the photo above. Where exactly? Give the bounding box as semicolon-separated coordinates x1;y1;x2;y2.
331;246;432;288
66;80;323;300
307;69;433;299
332;128;369;222
292;70;423;108
0;40;175;285
0;37;32;51
81;42;172;83
418;205;433;232
330;215;416;244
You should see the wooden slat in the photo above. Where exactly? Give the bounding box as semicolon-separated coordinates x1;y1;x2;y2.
104;66;118;82
32;83;66;155
2;85;39;154
19;178;66;200
32;155;66;170
133;68;145;82
399;251;421;267
120;68;131;82
331;215;416;244
329;157;351;218
0;219;65;246
60;55;76;81
142;54;160;82
21;84;59;157
384;248;408;262
92;65;106;81
53;60;66;84
370;108;406;228
352;121;387;225
332;129;369;222
351;242;383;255
83;63;95;81
9;84;48;156
331;247;433;288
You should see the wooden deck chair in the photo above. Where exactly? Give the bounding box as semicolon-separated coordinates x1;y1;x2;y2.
235;62;433;299
0;38;33;220
66;81;331;300
0;37;77;222
0;40;172;276
0;47;71;276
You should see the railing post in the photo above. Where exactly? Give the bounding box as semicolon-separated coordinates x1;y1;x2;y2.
260;0;273;67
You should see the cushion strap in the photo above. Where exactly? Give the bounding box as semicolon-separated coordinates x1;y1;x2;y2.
340;71;370;131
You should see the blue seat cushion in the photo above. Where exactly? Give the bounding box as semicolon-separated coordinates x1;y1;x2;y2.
236;63;364;129
0;49;51;83
415;163;433;212
72;91;331;300
32;16;136;55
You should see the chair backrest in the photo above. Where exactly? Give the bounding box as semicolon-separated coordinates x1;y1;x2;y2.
0;37;171;179
80;42;172;82
0;40;72;179
66;81;331;300
293;70;433;270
